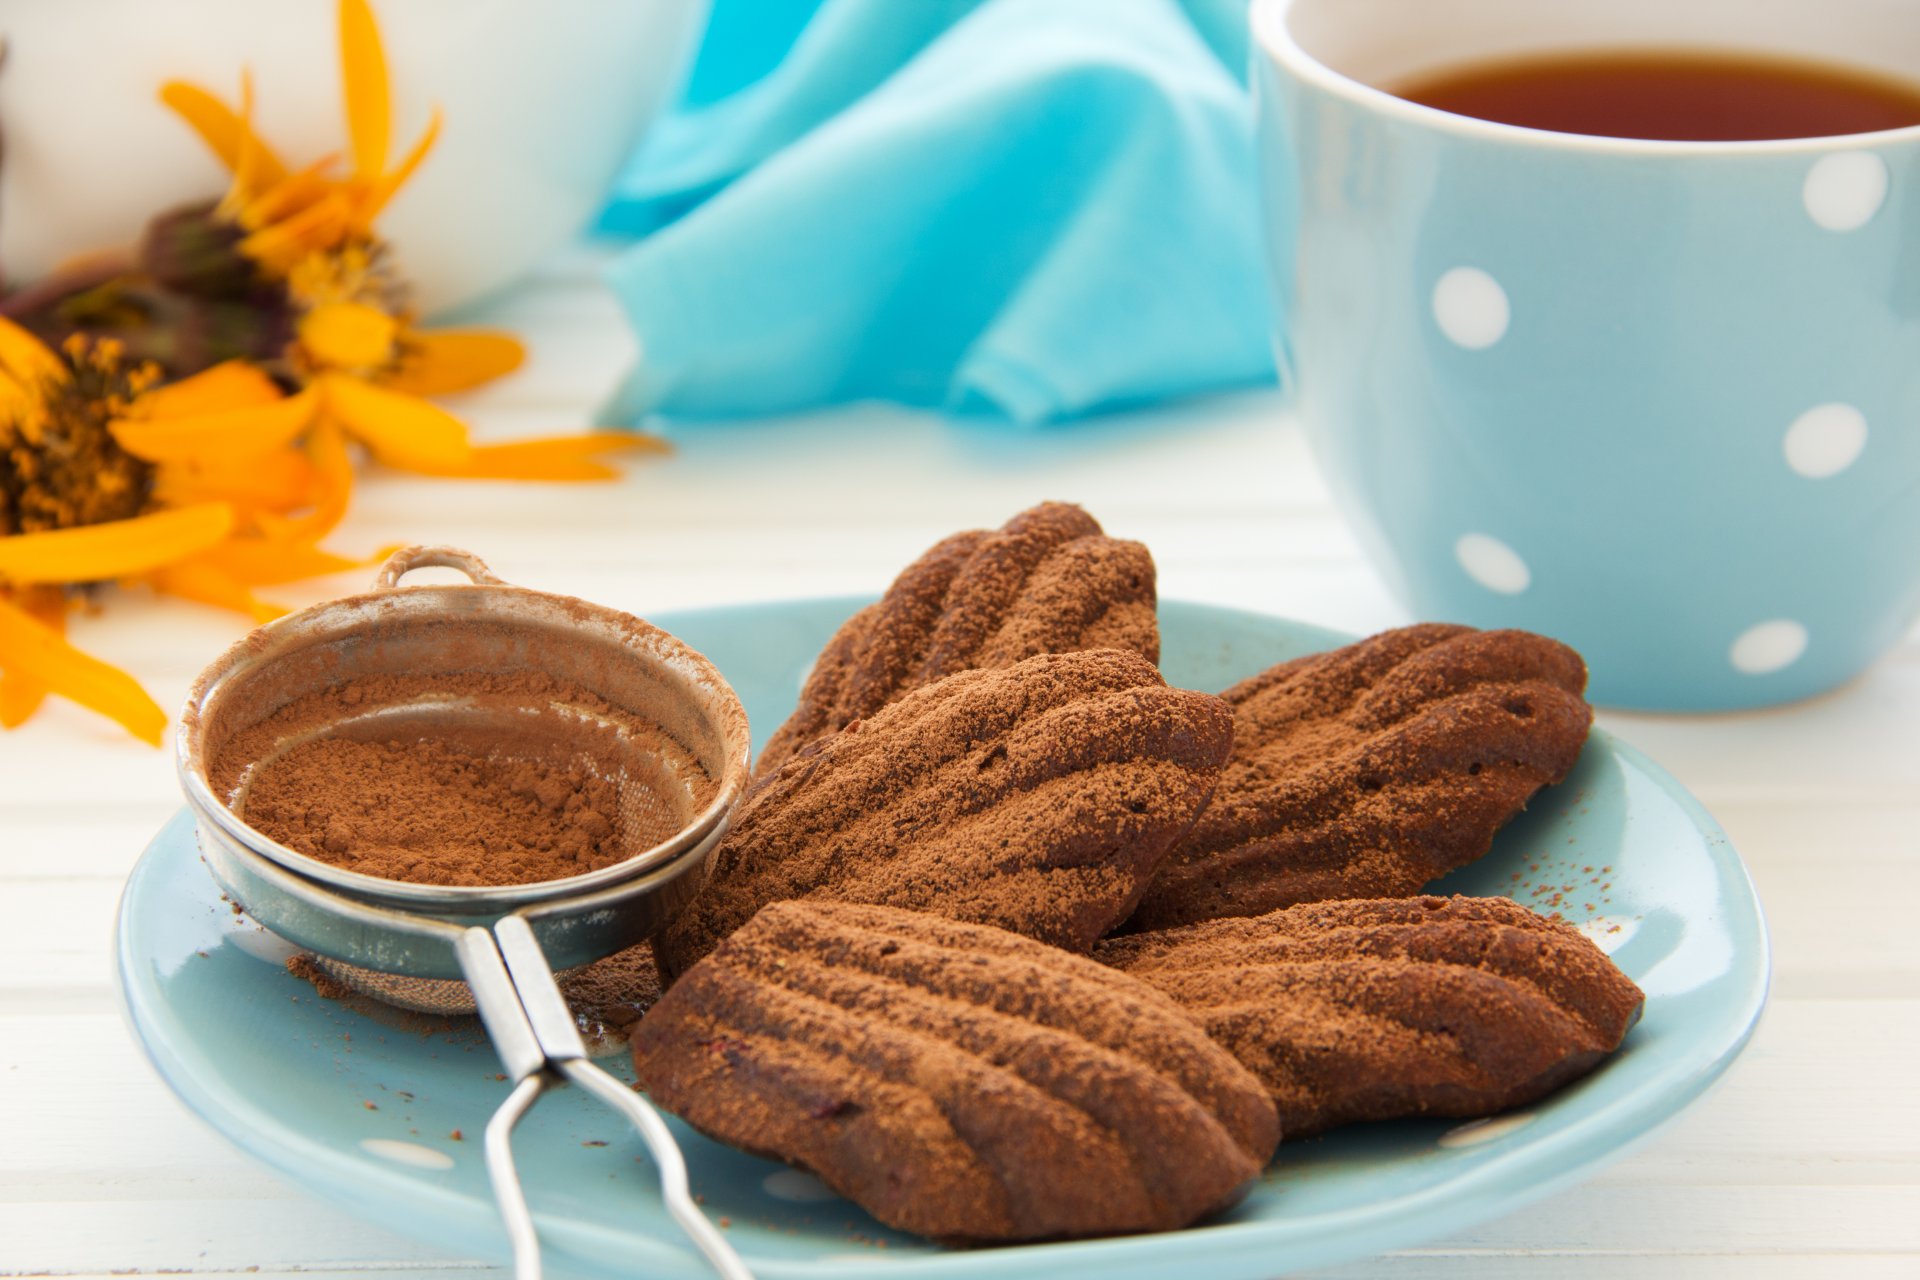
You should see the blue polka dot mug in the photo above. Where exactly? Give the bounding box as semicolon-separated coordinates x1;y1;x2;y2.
1253;0;1920;709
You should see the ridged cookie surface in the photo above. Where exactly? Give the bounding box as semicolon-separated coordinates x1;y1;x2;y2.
755;502;1157;776
1128;624;1591;929
656;648;1231;979
634;900;1279;1242
1098;895;1643;1137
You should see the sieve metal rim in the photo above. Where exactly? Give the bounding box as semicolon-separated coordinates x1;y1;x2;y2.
176;550;752;916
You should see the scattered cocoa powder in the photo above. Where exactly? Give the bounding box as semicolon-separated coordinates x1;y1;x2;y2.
286;953;355;1000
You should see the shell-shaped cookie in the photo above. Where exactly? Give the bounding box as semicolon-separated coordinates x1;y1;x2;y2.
1127;624;1592;930
655;648;1231;979
634;900;1279;1242
1098;895;1644;1138
755;502;1157;777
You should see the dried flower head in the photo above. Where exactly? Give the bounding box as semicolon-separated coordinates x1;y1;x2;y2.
151;0;662;481
1;318;375;743
2;336;159;537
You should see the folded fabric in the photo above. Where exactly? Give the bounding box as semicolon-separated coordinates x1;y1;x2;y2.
599;0;1275;426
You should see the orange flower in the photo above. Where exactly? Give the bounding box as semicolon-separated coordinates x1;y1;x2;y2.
158;0;667;482
2;319;371;742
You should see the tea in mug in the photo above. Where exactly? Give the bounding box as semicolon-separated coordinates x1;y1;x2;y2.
1393;48;1920;141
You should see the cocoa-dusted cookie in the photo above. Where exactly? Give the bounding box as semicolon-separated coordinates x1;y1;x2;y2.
634;900;1279;1242
1127;624;1591;930
755;502;1158;777
655;648;1230;980
1098;895;1643;1138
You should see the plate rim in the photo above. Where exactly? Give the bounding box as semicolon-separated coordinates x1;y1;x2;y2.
114;596;1773;1279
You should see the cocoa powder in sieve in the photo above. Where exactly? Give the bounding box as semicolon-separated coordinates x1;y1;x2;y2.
242;736;629;886
215;669;716;888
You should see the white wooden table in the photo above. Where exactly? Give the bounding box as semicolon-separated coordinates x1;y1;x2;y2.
4;250;1916;1280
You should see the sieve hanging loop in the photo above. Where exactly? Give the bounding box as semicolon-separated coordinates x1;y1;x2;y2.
375;543;507;589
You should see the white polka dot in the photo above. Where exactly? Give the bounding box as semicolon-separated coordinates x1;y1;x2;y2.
763;1169;838;1202
1730;620;1808;675
1455;533;1531;595
360;1138;455;1169
1803;152;1888;231
1783;403;1868;477
1439;1113;1535;1148
1432;267;1510;348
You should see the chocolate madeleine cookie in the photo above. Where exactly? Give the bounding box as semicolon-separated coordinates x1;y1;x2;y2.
1099;895;1643;1138
1128;624;1591;930
756;502;1157;776
635;900;1279;1242
655;648;1231;979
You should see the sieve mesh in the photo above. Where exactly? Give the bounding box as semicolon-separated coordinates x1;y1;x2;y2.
302;955;586;1016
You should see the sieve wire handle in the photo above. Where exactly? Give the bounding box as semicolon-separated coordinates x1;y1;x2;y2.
493;917;755;1280
454;930;550;1280
455;919;754;1280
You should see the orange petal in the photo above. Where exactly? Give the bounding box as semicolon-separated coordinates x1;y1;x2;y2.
195;537;390;587
0;374;44;437
339;0;392;179
0;316;67;389
360;108;442;225
320;374;471;471
240;161;338;230
159;80;289;189
0;669;49;728
135;361;284;418
0;503;235;587
414;432;670;481
147;561;287;625
240;194;356;272
0;588;63;728
257;422;354;543
381;329;524;396
155;449;319;514
0;593;166;744
113;386;317;464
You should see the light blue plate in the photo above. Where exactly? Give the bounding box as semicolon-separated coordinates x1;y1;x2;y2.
115;599;1770;1279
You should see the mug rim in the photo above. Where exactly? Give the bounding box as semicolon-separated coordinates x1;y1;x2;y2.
1251;0;1920;156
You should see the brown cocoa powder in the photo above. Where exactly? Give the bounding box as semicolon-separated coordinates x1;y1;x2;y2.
243;736;630;885
213;668;716;888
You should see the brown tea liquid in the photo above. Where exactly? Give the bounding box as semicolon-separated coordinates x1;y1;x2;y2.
1394;48;1920;141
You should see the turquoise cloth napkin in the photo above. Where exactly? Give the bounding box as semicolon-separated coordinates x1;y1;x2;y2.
600;0;1274;426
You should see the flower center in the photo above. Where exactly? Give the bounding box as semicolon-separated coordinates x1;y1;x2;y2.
1;339;156;538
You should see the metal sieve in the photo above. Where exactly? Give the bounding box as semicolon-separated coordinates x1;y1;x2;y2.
178;546;755;1280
